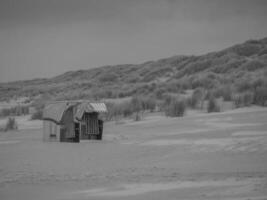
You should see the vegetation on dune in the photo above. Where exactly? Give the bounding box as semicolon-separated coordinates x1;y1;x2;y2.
0;37;267;120
0;106;29;117
233;92;254;108
254;85;267;106
0;117;18;132
164;98;186;117
31;110;43;120
207;96;220;113
188;87;206;109
105;96;156;121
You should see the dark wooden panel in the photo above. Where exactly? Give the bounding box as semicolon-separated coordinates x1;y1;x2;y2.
61;107;75;139
84;112;99;135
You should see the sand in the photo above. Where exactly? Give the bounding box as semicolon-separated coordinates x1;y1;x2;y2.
0;106;267;200
71;178;261;197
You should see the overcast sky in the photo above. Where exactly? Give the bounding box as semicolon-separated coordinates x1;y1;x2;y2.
0;0;267;82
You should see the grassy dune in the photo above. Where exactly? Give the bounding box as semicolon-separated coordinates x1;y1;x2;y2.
0;37;266;103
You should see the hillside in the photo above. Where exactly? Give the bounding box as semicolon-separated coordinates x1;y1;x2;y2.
0;37;267;104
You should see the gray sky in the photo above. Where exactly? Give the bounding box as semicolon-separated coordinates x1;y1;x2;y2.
0;0;267;82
